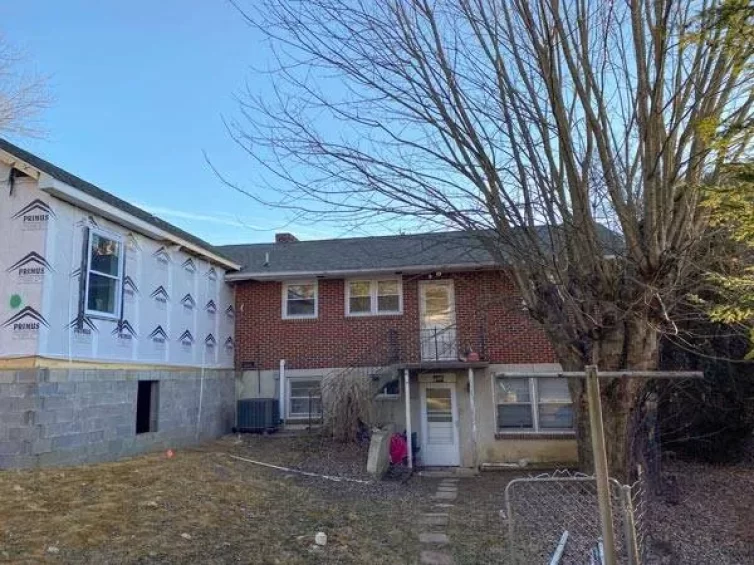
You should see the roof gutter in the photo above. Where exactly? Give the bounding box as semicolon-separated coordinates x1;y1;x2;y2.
224;261;501;282
38;174;241;271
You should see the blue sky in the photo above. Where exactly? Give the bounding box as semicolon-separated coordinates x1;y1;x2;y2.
1;1;338;244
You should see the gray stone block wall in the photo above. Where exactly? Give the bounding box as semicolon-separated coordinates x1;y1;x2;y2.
0;368;236;469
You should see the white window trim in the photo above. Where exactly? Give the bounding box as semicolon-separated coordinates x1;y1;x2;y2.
281;280;318;320
287;376;323;419
493;375;575;435
84;227;125;320
345;277;403;317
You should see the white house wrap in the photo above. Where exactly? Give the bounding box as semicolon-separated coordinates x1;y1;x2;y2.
0;140;240;469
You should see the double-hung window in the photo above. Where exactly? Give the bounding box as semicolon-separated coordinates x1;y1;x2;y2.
496;376;574;433
283;281;318;319
288;378;322;419
85;229;124;318
346;278;402;316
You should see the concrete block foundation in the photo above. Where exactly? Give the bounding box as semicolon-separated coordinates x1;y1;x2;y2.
0;368;236;469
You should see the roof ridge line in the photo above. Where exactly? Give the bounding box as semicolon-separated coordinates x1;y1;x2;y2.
218;228;495;248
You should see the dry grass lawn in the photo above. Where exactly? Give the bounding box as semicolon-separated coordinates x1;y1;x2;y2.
5;433;748;564
0;435;427;564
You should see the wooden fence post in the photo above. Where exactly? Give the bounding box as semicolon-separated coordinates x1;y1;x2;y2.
586;364;617;565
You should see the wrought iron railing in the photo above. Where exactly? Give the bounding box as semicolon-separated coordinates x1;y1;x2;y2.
321;324;485;368
419;326;459;361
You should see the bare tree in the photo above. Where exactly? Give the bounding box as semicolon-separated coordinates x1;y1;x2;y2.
227;0;754;476
0;33;49;136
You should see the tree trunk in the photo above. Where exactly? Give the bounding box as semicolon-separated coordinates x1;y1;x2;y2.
550;317;658;481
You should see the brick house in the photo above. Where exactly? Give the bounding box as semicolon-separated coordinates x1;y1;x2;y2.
221;231;578;468
0;138;575;470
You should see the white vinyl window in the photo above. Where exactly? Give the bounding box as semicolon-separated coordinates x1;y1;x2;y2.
288;378;322;419
282;281;318;319
495;376;574;433
346;278;402;316
85;228;124;318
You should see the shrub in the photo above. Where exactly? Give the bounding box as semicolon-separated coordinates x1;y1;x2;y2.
657;328;754;463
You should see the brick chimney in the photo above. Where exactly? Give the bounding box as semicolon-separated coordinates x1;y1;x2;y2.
275;232;298;243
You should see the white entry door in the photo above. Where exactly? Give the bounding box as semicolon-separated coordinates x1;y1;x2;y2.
419;280;457;361
420;382;460;466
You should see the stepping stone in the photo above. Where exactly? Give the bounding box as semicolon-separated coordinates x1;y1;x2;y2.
420;514;449;526
437;486;457;492
420;550;455;565
420;532;449;544
432;491;458;500
433;503;454;508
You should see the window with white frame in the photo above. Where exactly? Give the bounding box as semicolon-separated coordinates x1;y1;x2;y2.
283;281;318;319
495;376;574;432
85;229;124;318
288;378;322;418
346;278;402;315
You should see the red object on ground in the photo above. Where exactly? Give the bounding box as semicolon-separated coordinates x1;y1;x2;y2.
166;449;175;458
389;434;408;465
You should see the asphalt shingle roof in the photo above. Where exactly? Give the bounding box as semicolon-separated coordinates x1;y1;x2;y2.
220;231;499;279
0;139;622;277
220;223;624;279
0;138;235;266
219;224;622;280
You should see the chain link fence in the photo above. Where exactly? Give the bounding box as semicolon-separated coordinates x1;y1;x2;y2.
502;470;641;564
449;460;752;564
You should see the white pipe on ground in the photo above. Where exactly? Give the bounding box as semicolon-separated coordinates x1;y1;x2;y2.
227;454;372;484
549;531;569;565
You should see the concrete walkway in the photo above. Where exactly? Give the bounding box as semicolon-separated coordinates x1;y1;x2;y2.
418;478;458;565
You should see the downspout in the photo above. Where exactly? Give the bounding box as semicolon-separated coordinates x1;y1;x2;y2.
196;339;206;439
279;359;286;427
67;236;75;364
468;367;478;468
404;368;412;469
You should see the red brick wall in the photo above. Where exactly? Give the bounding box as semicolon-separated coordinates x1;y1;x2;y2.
233;270;556;370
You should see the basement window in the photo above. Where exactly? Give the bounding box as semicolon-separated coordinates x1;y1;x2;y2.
287;378;322;419
376;378;401;400
495;376;573;433
136;380;159;434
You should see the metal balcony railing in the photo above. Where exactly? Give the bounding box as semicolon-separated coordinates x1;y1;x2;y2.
327;324;484;368
419;326;459;361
